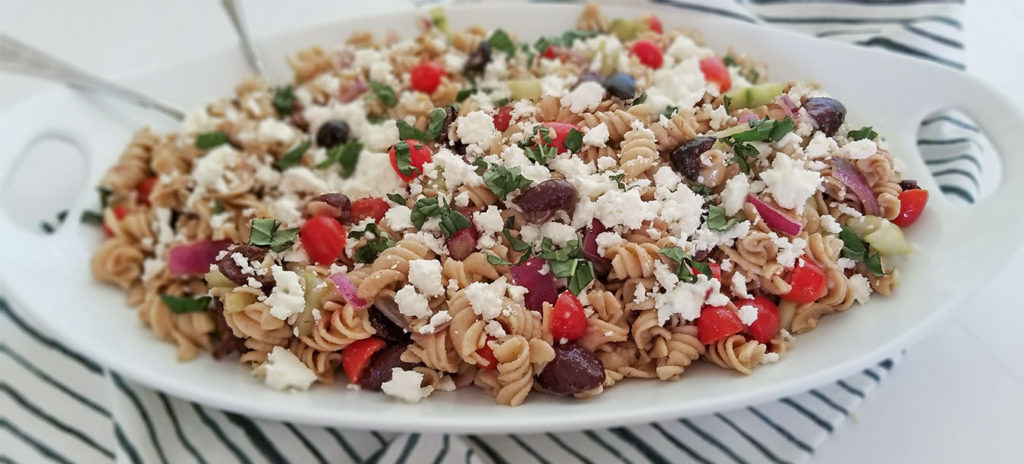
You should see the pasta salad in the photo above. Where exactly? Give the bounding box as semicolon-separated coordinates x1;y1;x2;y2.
88;4;927;405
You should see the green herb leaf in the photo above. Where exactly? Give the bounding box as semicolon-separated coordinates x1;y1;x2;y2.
97;186;113;209
483;164;533;198
658;246;705;284
410;197;442;228
396;119;428;142
729;117;795;143
502;228;533;253
770;117;796;142
723;94;732;111
427;107;448;141
195;131;229;149
567;260;594;295
486;253;513;266
723;55;736;67
80;210;104;225
608;173;632;191
276;139;311;170
323;142;362;177
849;126;878;141
368;115;388;124
160;294;212;314
272;85;295;118
691;261;713;279
455;87;476;102
211;200;225;215
439;208;472;238
524;140;558;165
269;227;299;252
369;80;397;107
386;193;406;205
248;218;279;247
838;226;885;277
690;184;711;196
706;205;740;232
354;227;396;263
662;106;679;118
393;141;417;176
563;128;584;153
632;92;648;105
487;29;516;56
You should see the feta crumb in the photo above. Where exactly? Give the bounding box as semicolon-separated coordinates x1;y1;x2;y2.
655;275;716;325
141;258;165;282
464;281;504;320
595;232;625;256
833;202;863;218
381;368;434;402
266;265;306;321
484;320;507;338
562;81;605;113
257;118;296;144
837;257;856;270
258;346;317;391
596;156;617;170
456;111;498;147
720;175;750;216
731;271;751;298
848;274;872;304
474;206;504;236
193;145;240;192
707;104;732;130
760;154;822;212
819;215;843;234
737;305;759;326
384;205;414;230
408;259;445;297
417;310;452;334
843;139;877;160
770;233;808;268
394;285;432;319
632;283;647;304
760;352;780;365
583;122;610;148
804;132;839;159
720;259;733;272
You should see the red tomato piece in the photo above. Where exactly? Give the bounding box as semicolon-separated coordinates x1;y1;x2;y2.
549;291;588;341
630;39;663;69
103;204;129;237
300;216;347;265
691;261;722;282
697;305;744;345
477;338;499;370
341;337;388;384
699;56;732;92
541;45;568;61
782;257;827;304
538;122;580;153
892;189;928;228
644;14;663;34
136;176;158;206
388;139;433;182
493;106;514;132
734;296;780;344
351;197;390;223
409;61;445;94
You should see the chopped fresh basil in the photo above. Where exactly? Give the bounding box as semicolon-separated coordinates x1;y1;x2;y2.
487;29;516;56
396;119;428;142
80;210;104;225
248;218;299;252
525;143;557;165
438;208;472;238
276;139;311;170
723;94;732;111
386;193;406;205
662;106;678;118
211;200;225;215
730;117;795;143
503;228;533;253
632;92;648;105
272;85;295;118
392;141;417;176
849;126;878;141
538;238;593;295
368;115;388;124
728;141;760;174
410;197;442;228
426;107;448;141
455;87;475;102
269;227;299;252
839;226;886;277
608;173;630;191
690;184;711;196
533;29;599;54
706;205;740;232
317;142;363;178
486;253;513;266
723;55;736;67
160;294;212;314
494;97;511;107
195;131;229;149
482;163;533;198
659;246;710;284
567;260;595;295
563;128;584;153
369;80;397;107
97;186;113;209
353;224;396;263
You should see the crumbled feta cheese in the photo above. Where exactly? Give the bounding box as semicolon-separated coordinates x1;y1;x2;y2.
417;310;452;334
653;166;681;191
848;274;872;304
193;145;240;192
280;167;329;194
521;221;578;247
804;131;839;159
595;189;657;230
583;122;610;148
474;206;504;236
394;285;432;319
770;233;808;268
408;259;445;297
257;118;296;144
737;305;759;326
454;190;471;207
665;35;709;61
707;104;732;130
596;156;617;171
646;59;707;112
837;257;856;270
381;368;434;402
655;274;716;325
328;151;405;200
833;202;863;218
731;271;751;299
595;231;626;256
819;215;843;234
720;259;733;272
431;148;484;188
843;139;877;160
141;258;165;282
761;154;822;212
760;352;780;365
562;81;605;113
384;205;414;230
456;111;498;147
484;320;507;338
464;281;505;320
266;266;306;321
258;346;317;391
633;284;647;304
721;175;750;216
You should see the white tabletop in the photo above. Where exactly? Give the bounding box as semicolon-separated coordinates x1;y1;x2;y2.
2;1;1021;463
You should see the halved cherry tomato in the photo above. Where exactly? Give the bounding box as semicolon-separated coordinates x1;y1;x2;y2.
409;61;446;94
734;296;780;344
493;106;514;132
102;204;129;237
542;45;568;61
136;176;158;206
342;337;388;384
630;39;663;69
699;56;731;92
644;15;663;34
691;261;722;282
549;290;588;341
477;337;499;370
538;122;580;153
351;197;390;223
892;189;928;228
697;305;744;345
782;257;827;304
300;215;347;265
388;139;433;182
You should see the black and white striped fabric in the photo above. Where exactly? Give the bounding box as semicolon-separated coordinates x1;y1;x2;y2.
2;1;989;463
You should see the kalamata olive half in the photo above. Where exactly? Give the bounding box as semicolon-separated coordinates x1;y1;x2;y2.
307;193;352;223
360;345;416;391
464;41;491;75
669;136;717;181
603;72;636;101
803;97;847;136
899;179;919;191
368;306;410;344
217;245;274;288
436;106;458;146
316;120;351;148
536;342;605;396
513;179;578;223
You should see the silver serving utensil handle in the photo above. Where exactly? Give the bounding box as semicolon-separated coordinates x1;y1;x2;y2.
221;0;266;77
0;34;186;121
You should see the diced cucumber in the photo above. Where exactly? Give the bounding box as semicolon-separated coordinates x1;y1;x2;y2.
204;269;235;288
508;79;542;101
428;6;449;34
714;124;752;138
848;215;912;256
224;292;256;314
292;270;328;338
846;215;886;236
725;83;784;110
609;18;641;41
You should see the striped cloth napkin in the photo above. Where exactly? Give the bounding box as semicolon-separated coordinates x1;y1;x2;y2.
1;1;989;463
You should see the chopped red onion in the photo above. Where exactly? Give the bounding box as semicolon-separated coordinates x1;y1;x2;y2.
340;79;368;103
168;240;231;276
445;227;478;261
582;219;611;276
510;257;559;312
829;158;881;216
329;273;367;308
777;94;798;120
747;194;802;236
